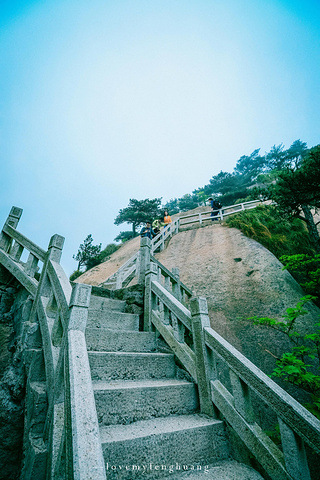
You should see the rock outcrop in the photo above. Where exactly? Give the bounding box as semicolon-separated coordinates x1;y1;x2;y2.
0;266;31;480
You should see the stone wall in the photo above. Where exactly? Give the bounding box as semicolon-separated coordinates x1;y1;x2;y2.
0;265;31;480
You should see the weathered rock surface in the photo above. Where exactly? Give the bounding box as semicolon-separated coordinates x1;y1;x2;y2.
0;267;30;480
156;223;320;372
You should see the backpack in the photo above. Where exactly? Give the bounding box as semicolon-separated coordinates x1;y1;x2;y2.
212;200;222;210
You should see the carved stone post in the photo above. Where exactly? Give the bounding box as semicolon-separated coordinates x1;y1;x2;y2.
0;206;23;252
144;263;157;331
65;283;106;480
138;237;151;285
190;297;215;416
48;234;65;263
29;234;65;326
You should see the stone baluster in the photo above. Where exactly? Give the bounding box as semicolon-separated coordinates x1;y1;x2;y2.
156;265;161;282
190;297;214;416
10;241;24;261
199;212;202;225
172;267;182;302
278;417;311;480
165;275;171;292
229;370;255;424
0;206;23;252
159;299;170;326
171;313;185;343
25;253;39;277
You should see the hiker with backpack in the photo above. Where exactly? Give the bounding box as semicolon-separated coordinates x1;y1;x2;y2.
208;197;222;221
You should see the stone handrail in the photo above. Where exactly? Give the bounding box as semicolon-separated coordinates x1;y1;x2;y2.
141;237;320;480
204;327;320;456
178;199;262;226
150;254;193;304
0;207;105;480
101;251;139;289
151;218;180;253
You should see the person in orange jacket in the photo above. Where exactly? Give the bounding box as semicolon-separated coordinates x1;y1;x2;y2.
163;210;172;225
163;210;172;235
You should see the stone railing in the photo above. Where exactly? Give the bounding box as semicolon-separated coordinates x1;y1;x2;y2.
141;237;320;480
178;199;262;226
101;251;140;290
2;207;320;480
0;207;105;480
151;218;180;253
100;199;262;290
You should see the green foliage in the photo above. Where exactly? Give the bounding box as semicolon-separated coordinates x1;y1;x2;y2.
85;243;120;270
226;205;314;258
157;139;313;226
234;148;265;180
285;139;308;167
73;234;102;271
194;190;208;206
264;424;281;447
69;270;83;281
163;198;180;215
204;171;250;206
259;145;320;252
250;296;320;419
266;143;288;171
178;194;200;212
114;198;162;235
280;254;320;298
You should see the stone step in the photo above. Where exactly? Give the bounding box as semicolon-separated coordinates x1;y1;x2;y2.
88;352;176;381
87;310;139;330
100;414;229;479
86;329;157;352
161;461;264;479
93;379;199;425
89;295;127;312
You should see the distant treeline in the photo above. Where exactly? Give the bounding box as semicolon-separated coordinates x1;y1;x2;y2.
164;140;308;213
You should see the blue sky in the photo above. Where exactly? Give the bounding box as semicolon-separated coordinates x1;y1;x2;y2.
1;0;319;274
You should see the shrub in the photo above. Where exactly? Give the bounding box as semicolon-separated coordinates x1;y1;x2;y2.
85;243;120;270
69;270;83;281
226;205;314;258
114;231;137;243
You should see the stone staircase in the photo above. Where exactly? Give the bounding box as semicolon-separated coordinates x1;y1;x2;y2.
85;292;263;479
